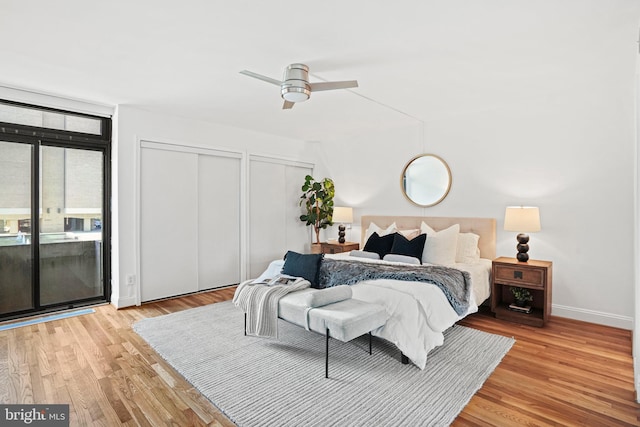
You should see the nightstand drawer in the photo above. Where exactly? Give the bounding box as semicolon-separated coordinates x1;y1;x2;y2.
320;242;359;254
494;265;545;289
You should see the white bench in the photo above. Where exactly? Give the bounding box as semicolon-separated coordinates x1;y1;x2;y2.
244;286;389;378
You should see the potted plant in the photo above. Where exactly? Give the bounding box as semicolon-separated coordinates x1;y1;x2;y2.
299;175;335;249
510;287;533;307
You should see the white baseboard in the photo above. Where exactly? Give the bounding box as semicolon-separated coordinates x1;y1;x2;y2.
552;304;633;330
109;300;632;327
111;296;138;309
635;356;640;403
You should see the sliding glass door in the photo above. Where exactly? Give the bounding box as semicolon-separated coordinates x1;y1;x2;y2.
0;100;111;319
0;141;33;314
39;146;104;306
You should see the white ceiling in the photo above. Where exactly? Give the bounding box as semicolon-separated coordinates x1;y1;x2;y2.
1;1;639;141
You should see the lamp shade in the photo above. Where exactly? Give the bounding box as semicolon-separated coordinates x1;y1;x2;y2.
333;207;353;224
504;206;541;232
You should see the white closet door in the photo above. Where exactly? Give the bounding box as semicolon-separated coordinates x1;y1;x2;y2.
140;148;198;301
249;160;285;278
140;143;242;302
198;155;241;290
248;157;312;278
285;165;314;250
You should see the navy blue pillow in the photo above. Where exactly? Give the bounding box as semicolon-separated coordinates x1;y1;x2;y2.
389;233;426;263
282;251;323;286
363;232;395;258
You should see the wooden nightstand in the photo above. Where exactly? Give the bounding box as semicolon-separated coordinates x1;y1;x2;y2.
491;256;553;327
320;241;359;254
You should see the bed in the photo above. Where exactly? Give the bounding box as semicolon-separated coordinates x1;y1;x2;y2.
259;215;496;369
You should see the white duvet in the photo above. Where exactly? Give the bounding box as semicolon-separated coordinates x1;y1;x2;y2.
258;254;491;369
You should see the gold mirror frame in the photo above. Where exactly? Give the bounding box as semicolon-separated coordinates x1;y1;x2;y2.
401;154;452;207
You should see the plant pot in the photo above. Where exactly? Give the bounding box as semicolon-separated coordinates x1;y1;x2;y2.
514;299;528;308
310;243;322;254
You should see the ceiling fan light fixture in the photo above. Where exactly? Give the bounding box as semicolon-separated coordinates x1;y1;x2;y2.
281;87;310;102
240;62;357;109
281;63;311;103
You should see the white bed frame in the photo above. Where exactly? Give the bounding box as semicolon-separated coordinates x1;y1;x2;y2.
360;215;497;260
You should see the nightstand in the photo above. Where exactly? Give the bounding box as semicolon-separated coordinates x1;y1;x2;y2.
491;256;553;327
320;241;359;254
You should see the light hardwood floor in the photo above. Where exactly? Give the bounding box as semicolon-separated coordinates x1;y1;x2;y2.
0;287;638;426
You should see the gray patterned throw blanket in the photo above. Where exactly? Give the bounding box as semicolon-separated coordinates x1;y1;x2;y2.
233;276;310;338
318;259;472;316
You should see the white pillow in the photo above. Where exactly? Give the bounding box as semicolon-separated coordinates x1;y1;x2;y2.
364;222;398;243
456;232;481;264
383;253;421;265
349;250;380;260
398;228;420;240
420;222;460;265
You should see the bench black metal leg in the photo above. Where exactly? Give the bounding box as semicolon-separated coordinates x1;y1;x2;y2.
325;328;330;379
244;312;246;336
368;332;372;355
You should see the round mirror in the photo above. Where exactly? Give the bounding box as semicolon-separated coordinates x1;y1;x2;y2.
401;154;452;207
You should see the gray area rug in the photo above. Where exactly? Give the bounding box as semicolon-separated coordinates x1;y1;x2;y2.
134;301;514;427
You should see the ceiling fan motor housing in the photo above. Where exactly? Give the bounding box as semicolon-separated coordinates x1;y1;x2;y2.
281;63;311;102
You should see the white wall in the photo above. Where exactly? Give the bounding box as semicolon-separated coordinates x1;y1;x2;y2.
634;52;640;400
313;61;637;329
112;105;312;307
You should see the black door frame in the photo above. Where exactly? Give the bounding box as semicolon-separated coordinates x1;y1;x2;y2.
0;99;112;320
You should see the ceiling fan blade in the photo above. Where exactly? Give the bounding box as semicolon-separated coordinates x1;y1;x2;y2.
282;100;295;109
310;80;359;92
239;70;282;86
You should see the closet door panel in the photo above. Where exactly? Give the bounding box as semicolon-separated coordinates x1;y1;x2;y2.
249;160;286;278
198;155;241;289
140;148;198;301
248;159;313;278
285;165;312;251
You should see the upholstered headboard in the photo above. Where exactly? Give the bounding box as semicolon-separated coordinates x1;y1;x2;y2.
360;215;496;260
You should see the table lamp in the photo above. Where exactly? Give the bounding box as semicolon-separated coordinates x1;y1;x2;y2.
332;207;353;244
504;206;541;262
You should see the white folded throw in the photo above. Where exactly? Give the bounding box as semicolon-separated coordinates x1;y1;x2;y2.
233;275;310;338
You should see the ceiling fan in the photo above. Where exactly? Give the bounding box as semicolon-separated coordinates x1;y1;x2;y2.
240;63;358;109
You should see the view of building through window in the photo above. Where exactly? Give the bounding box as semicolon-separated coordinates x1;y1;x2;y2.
0;142;103;243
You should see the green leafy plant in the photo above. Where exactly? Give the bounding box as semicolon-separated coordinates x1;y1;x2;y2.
510;287;533;307
299;175;335;244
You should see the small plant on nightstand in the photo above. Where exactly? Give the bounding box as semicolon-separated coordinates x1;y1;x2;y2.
510;287;533;307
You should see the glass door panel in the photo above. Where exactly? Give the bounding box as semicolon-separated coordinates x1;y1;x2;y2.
39;146;103;306
0;141;34;314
